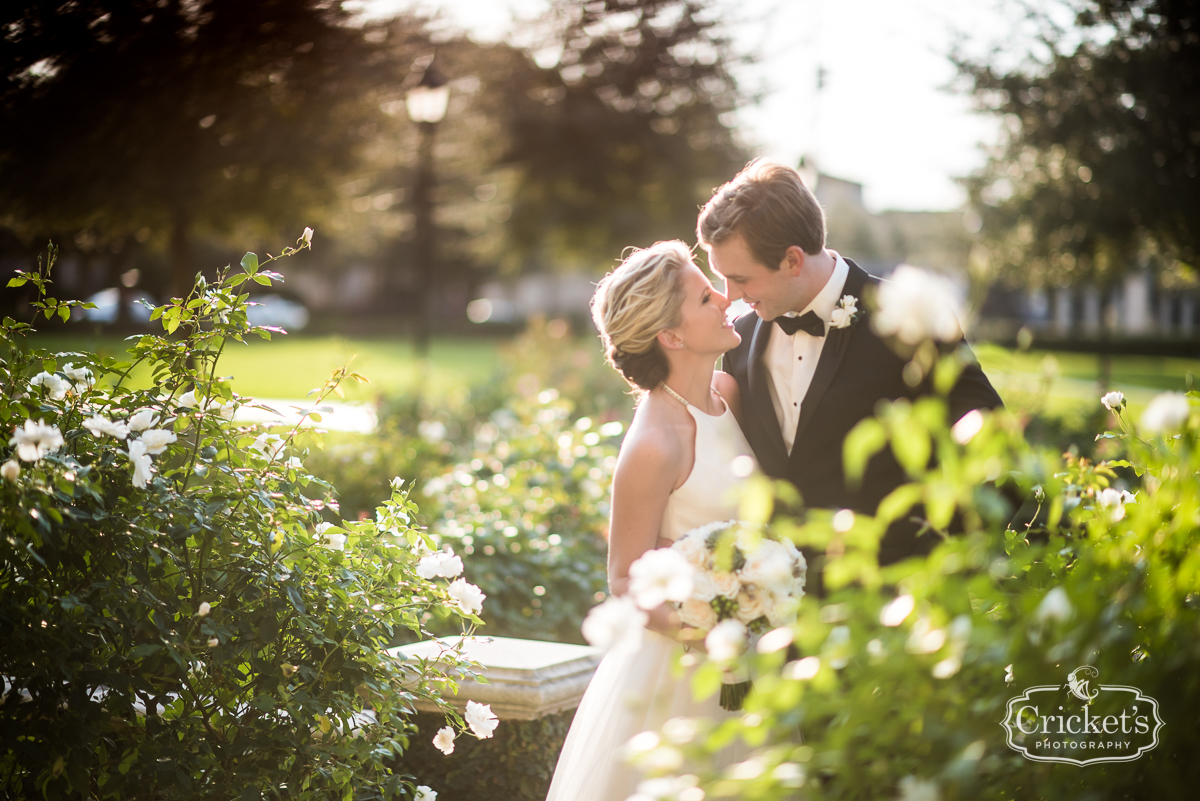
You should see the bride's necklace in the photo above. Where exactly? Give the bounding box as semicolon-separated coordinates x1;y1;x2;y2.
660;383;691;408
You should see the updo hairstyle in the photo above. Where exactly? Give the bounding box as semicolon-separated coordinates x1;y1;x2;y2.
590;241;692;391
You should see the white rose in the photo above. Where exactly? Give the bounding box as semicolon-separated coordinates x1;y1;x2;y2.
1100;391;1125;412
898;775;941;801
432;726;456;755
628;548;695;610
128;439;153;488
127;408;158;432
62;363;95;390
2;459;20;482
873;265;963;345
30;371;71;400
1036;587;1073;624
251;433;286;460
417;548;464;579
673;535;709;570
301;226;314;246
414;786;436;801
705;618;747;662
764;592;799;628
138;428;177;455
735;587;766;624
9;419;65;462
581;596;647;653
178;390;199;409
1096;487;1135;521
464;700;498;739
710;571;741;599
83;415;130;440
829;307;850;328
679;597;717;631
740;541;794;595
447;578;485;616
197;602;211;617
690;570;720;602
1140;392;1190;435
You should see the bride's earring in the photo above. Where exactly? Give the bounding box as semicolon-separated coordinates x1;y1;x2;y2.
657;329;685;351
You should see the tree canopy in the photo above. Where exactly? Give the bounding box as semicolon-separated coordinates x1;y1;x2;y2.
0;0;396;293
957;0;1200;287
494;0;748;271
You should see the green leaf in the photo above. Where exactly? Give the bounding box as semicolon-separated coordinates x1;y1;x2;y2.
843;418;887;485
241;252;259;273
228;272;251;286
58;306;70;322
253;274;272;285
129;643;161;659
6;277;27;287
890;418;931;477
876;483;924;525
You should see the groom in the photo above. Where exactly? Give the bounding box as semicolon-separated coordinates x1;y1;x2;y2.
698;160;1002;573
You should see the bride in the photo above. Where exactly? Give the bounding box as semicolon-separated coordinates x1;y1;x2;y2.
547;240;755;801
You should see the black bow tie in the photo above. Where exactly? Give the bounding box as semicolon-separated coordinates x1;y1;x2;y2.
774;310;825;337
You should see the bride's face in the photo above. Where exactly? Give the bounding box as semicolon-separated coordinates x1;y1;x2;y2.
664;261;741;355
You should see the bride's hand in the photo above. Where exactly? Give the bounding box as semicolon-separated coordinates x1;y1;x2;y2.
654;536;674;550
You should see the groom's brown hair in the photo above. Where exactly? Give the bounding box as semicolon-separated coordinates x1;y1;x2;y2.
697;159;826;270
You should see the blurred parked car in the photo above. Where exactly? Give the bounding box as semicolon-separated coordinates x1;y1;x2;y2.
246;293;310;331
83;288;155;324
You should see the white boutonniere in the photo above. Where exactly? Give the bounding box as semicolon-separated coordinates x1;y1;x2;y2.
829;294;860;329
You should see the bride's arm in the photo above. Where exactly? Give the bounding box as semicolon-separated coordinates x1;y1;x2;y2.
607;427;685;636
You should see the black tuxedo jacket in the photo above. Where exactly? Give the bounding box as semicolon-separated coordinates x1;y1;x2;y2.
723;259;1003;568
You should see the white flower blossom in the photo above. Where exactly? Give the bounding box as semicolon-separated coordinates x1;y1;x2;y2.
177;390;199;409
951;409;984;445
880;594;915;627
127;408;158;432
1101;391;1125;412
705;618;747;662
464;700;498;739
734;586;767;624
628;548;695;610
83;414;130;440
62;363;94;390
898;775;941;801
1140;392;1190;435
207;637;219;648
128;439;153;488
251;433;286;461
447;578;486;616
414;786;436;801
679;597;717;630
197;602;211;617
873;265;963;345
581;595;647;652
829;294;858;329
1036;587;1073;624
315;523;345;551
30;371;71;400
9;419;65;462
417;548;464;579
301;227;314;246
138;428;177;455
739;540;794;596
2;459;20;482
433;726;456;755
286;456;303;469
1096;487;1136;521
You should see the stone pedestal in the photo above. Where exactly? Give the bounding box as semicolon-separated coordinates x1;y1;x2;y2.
387;636;601;720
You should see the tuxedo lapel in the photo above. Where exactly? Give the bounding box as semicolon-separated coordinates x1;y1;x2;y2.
745;315;788;466
789;260;870;462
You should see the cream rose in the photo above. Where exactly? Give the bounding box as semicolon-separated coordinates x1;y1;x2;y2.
679;598;717;631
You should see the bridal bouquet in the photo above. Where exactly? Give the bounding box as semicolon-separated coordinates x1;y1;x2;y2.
616;520;804;709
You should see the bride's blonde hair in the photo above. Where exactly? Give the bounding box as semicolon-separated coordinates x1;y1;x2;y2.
591;241;692;391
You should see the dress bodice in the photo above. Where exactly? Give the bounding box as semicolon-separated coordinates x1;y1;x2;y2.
658;394;758;542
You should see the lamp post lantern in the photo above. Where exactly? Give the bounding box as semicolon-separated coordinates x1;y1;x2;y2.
405;61;449;357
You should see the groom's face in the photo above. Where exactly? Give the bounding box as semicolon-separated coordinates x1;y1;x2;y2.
706;233;800;322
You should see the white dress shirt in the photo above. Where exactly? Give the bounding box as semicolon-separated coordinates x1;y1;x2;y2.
765;255;850;454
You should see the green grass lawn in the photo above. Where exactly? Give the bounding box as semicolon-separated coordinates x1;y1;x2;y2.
25;331;1195;418
26;332;499;401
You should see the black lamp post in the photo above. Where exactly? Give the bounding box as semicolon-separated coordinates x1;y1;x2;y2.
405;60;449;357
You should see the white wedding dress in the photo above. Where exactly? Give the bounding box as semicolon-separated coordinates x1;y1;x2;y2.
546;393;756;801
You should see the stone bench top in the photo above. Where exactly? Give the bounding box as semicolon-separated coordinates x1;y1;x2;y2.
387;636;602;720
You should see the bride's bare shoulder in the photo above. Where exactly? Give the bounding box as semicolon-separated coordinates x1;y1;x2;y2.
617;394;691;469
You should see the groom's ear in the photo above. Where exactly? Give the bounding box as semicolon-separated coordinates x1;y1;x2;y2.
657;328;684;351
781;246;806;276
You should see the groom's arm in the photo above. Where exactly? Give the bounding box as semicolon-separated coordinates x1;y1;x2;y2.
946;343;1003;423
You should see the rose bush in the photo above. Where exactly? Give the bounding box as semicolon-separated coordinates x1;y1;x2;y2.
626;356;1199;799
0;242;488;800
